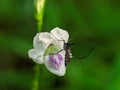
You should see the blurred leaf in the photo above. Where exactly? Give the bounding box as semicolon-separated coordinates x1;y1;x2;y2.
0;32;32;56
0;70;33;90
107;52;120;90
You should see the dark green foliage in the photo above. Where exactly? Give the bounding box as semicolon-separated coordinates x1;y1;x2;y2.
0;0;120;90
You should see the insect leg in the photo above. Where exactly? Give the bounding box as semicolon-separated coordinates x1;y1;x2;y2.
49;49;64;55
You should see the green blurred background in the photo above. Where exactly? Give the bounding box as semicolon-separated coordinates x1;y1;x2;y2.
0;0;120;90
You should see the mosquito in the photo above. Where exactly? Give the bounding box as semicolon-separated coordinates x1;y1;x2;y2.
59;39;96;67
63;41;71;66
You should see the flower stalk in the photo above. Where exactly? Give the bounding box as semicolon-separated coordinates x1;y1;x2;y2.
32;0;46;90
32;64;40;90
34;0;46;32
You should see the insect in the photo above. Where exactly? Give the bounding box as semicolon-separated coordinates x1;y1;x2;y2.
59;39;96;67
63;41;71;66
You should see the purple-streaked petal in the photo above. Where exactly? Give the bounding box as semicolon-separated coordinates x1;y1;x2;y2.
49;53;63;69
44;52;66;76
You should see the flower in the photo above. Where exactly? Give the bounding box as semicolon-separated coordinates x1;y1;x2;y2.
28;27;69;76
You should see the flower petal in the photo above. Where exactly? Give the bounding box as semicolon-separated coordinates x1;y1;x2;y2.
28;49;44;64
29;32;54;64
34;32;53;50
51;38;63;52
44;52;66;76
50;27;69;43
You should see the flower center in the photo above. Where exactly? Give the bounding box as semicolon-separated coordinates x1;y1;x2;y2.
45;44;58;55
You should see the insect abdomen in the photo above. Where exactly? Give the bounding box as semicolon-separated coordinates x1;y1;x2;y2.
65;51;70;66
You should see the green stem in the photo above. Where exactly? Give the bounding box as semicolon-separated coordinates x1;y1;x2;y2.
37;22;42;32
34;0;46;32
32;64;40;90
32;0;46;90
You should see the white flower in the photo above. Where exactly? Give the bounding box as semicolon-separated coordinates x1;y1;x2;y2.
28;27;69;76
